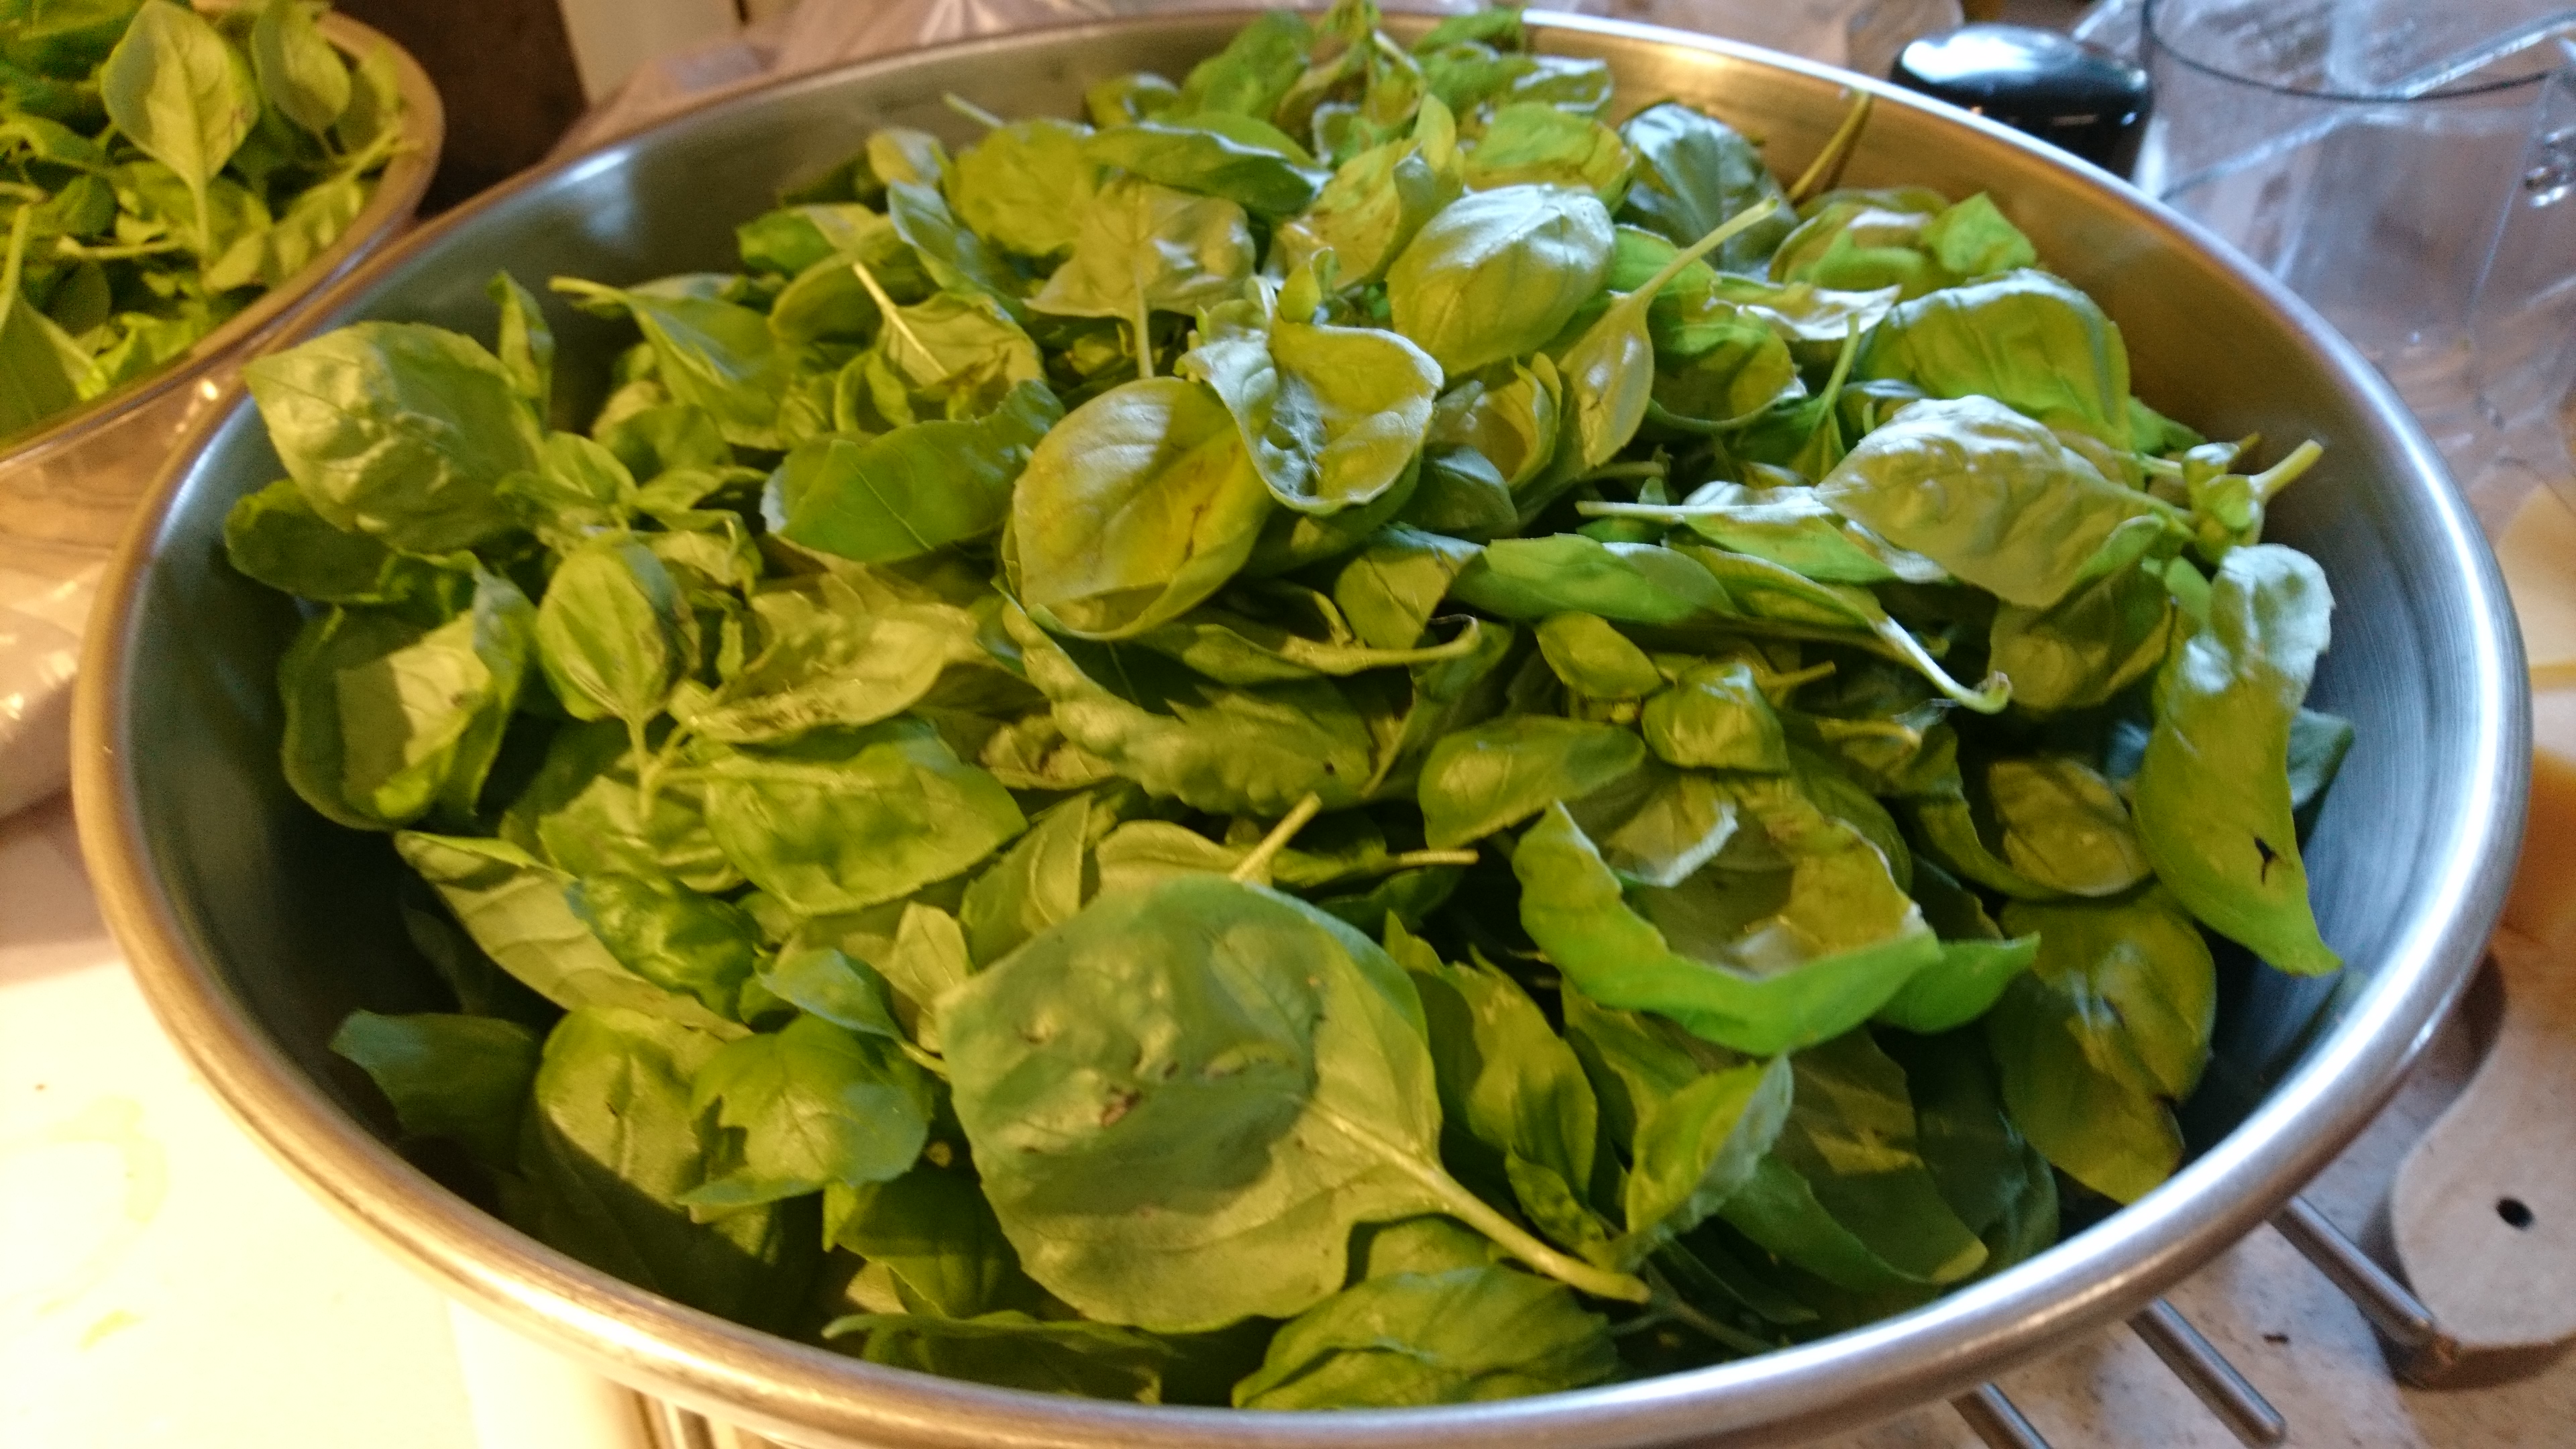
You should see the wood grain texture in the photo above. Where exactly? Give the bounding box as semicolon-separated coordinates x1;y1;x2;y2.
2392;914;2576;1351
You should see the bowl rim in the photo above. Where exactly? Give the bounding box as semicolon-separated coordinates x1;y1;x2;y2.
71;9;2531;1446
0;8;447;468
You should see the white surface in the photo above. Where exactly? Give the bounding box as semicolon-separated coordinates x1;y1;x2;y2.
0;798;474;1448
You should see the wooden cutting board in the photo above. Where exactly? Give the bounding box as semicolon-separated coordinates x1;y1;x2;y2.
2387;492;2576;1379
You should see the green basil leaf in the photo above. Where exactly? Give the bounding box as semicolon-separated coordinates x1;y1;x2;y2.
824;1311;1171;1401
1385;183;1613;376
681;1013;933;1208
1232;1267;1617;1408
1617;102;1792;270
768;379;1060;563
245;323;539;552
1417;715;1643;849
509;1006;815;1330
250;0;350;136
328;1010;539;1169
101;0;258;248
1182;317;1440;515
535;538;684;725
950;116;1097;260
279;573;532;829
702;718;1026;917
1515;800;1939;1055
2133;543;2339;973
566;870;761;1016
1988;890;2215;1202
1010;376;1273;639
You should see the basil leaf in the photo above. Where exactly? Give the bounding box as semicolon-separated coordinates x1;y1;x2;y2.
681;1013;934;1208
1417;716;1644;849
278;572;531;829
249;0;350;136
328;1010;539;1169
702;718;1027;916
1232;1267;1617;1408
1010;376;1273;639
1515;800;1939;1055
246;323;540;552
511;1006;815;1330
1989;890;2215;1202
2134;543;2339;973
769;379;1060;563
1386;183;1614;376
101;0;257;252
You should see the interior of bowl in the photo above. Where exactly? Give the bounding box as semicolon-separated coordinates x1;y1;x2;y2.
80;11;2526;1448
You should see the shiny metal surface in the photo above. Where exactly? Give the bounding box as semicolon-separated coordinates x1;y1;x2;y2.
0;11;442;577
72;10;2528;1448
2126;1301;2288;1447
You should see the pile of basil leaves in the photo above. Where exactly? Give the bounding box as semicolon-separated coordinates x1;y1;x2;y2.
229;0;2353;1411
1;0;406;441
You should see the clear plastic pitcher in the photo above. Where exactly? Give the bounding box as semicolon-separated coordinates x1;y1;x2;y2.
2125;0;2576;521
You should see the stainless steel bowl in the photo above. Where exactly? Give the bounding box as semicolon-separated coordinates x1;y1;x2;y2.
0;10;442;579
72;11;2527;1447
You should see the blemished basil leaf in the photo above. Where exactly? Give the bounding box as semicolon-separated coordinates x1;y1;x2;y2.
1182;317;1441;516
681;1013;934;1209
278;573;532;830
950;116;1097;260
943;873;1646;1331
940;874;1446;1330
101;1;257;244
768;380;1061;563
1989;890;2215;1203
1010;376;1274;639
534;538;685;726
1417;715;1644;849
329;1010;539;1169
246;323;540;552
702;717;1027;917
825;1311;1171;1401
1386;183;1614;376
250;0;350;136
510;1006;816;1331
1232;1267;1618;1408
1515;800;1939;1056
1815;396;2169;610
2133;543;2340;974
